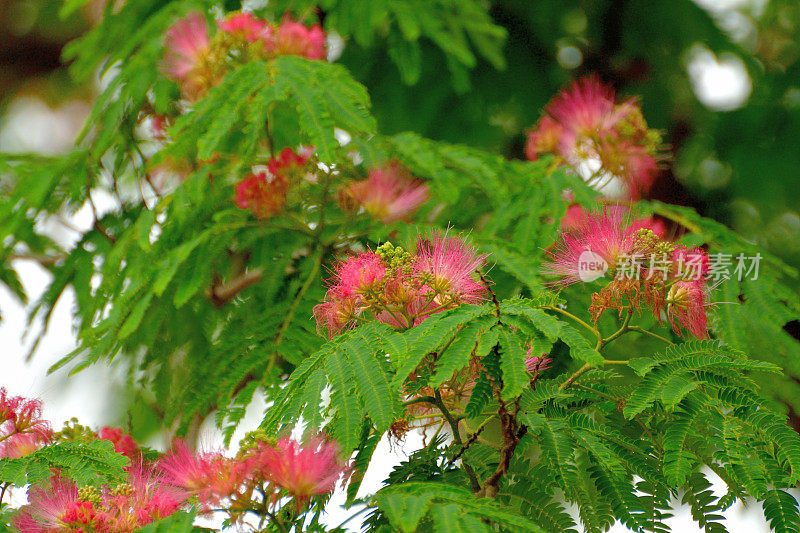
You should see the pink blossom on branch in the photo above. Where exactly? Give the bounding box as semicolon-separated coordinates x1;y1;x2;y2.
314;233;489;336
251;437;350;502
546;76;618;140
313;289;359;338
0;388;52;446
666;279;709;339
217;12;269;42
266;17;327;60
526;76;662;200
543;206;639;287
344;163;430;223
234;147;314;219
157;440;248;508
313;252;387;337
329;252;387;298
94;466;182;530
13;476;82;532
162;12;210;97
413;231;488;305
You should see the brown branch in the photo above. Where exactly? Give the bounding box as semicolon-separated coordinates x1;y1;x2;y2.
479;272;500;319
479;395;526;498
479;350;526;498
446;421;488;469
8;253;63;266
207;267;265;306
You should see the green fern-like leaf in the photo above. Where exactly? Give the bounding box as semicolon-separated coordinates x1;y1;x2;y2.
682;471;729;533
0;440;128;487
761;489;800;533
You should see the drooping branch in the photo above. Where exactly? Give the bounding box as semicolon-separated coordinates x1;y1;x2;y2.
207;267;265;306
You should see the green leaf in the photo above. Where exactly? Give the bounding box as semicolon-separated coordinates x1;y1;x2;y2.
498;327;529;401
376;492;434;533
0;440;128;487
660;374;700;411
761;489;800;533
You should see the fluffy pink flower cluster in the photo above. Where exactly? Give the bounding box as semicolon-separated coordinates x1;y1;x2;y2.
234;146;315;219
14;468;181;533
544;207;711;338
0;388;52;459
14;434;350;532
314;233;488;337
526;77;662;200
163;11;326;99
157;436;349;512
248;437;350;505
341;162;430;223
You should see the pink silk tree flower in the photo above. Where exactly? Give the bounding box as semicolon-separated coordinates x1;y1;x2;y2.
13;476;82;532
666;279;709;339
546;76;619;142
313;289;360;338
345;163;430;223
525;116;564;161
328;252;387;298
265;17;327;60
0;388;52;443
96;465;182;530
253;437;350;502
527;76;662;200
217;12;268;42
61;501;97;530
234;172;289;219
157;440;248;508
412;232;488;305
0;433;47;459
543;207;640;287
373;282;436;330
162;13;210;84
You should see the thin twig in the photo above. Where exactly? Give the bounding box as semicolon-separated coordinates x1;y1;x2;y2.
627;326;674;345
545;306;602;345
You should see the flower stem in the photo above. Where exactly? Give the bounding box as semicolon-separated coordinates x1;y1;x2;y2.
545;306;602;345
627;326;674;345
